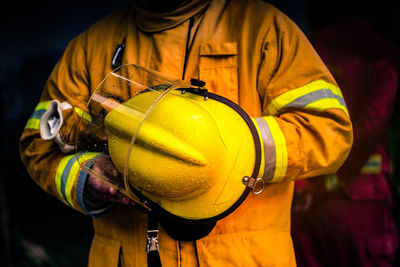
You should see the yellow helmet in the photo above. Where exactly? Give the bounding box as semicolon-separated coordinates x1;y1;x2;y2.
76;64;262;239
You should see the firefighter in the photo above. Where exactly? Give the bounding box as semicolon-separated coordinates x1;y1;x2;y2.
20;0;352;266
291;17;400;267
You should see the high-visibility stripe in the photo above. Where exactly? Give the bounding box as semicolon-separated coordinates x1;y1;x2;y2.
74;107;92;122
64;152;101;206
30;109;47;119
55;155;74;206
24;100;92;130
60;156;76;203
25;118;41;130
264;117;288;182
325;174;339;191
25;110;46;130
56;152;101;207
24;101;52;130
36;101;52;111
253;118;275;181
254;116;288;182
266;80;349;116
284;89;346;108
305;98;349;117
360;154;382;174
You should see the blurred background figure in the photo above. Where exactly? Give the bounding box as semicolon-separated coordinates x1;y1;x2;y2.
291;1;400;266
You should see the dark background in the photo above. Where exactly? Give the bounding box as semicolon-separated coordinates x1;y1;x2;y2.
1;0;399;266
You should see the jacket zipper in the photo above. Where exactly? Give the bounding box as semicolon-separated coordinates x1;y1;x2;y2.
182;17;195;80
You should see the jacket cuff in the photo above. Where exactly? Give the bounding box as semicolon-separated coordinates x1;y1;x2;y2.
54;151;113;217
75;153;115;218
251;116;288;183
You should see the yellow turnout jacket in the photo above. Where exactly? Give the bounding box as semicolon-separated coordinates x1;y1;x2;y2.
20;0;352;266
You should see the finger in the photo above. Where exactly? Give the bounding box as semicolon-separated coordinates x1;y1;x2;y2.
88;176;114;194
89;178;130;204
105;191;131;205
107;186;117;195
87;168;131;205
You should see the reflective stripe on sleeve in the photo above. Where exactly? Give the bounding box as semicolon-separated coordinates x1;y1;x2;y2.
24;100;92;130
266;80;349;117
324;174;339;191
253;117;288;182
55;152;102;207
360;154;382;174
74;107;92;122
24;101;52;130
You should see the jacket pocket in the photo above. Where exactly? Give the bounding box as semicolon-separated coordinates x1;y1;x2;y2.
89;235;121;267
199;42;239;103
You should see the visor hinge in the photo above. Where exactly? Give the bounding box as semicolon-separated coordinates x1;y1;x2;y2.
189;78;209;100
146;230;159;252
190;78;206;88
242;176;264;195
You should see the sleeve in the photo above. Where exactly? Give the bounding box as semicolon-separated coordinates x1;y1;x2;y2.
252;11;353;183
19;32;112;217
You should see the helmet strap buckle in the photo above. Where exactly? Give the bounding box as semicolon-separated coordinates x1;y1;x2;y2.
146;231;159;252
146;214;162;266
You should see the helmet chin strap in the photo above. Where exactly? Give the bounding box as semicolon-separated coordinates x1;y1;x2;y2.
147;213;162;267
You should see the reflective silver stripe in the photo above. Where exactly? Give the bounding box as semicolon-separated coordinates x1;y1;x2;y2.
25;101;52;130
266;80;349;117
25;100;92;130
255;118;276;181
60;155;78;205
30;109;47;119
283;89;347;110
55;151;102;207
360;154;382;174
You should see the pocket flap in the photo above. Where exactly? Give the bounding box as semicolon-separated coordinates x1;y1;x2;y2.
200;42;237;56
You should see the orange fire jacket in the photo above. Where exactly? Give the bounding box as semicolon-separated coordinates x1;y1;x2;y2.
20;0;352;266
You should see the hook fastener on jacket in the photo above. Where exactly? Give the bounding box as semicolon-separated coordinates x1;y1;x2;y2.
242;176;264;195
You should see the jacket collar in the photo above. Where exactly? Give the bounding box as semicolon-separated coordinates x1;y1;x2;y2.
134;0;212;32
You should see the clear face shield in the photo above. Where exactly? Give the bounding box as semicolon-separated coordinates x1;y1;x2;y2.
75;65;188;205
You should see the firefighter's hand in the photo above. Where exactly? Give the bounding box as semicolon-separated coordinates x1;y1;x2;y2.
85;155;133;205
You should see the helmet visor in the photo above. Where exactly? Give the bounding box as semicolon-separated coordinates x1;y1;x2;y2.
75;64;184;198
